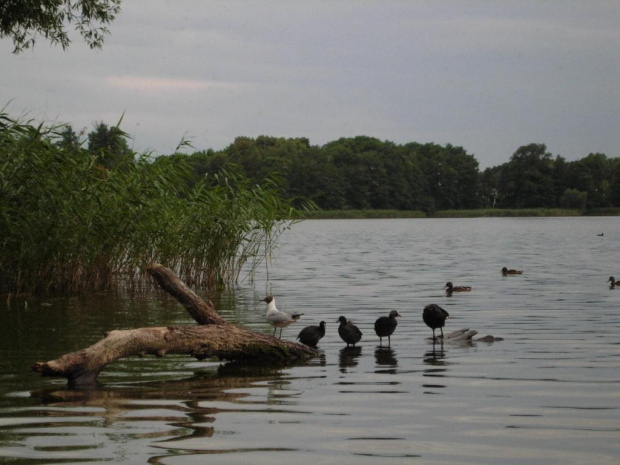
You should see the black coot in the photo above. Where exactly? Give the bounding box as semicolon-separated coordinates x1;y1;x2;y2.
297;321;326;348
374;310;401;347
422;304;449;341
338;316;362;347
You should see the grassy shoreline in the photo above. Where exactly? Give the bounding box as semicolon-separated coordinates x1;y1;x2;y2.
299;207;620;219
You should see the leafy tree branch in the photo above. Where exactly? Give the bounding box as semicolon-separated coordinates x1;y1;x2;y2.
0;0;121;53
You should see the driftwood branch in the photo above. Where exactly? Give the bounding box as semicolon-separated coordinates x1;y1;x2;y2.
147;264;225;325
32;264;317;387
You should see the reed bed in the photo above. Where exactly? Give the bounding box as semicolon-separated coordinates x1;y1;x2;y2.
299;209;427;219
432;208;583;218
583;207;620;216
0;114;298;295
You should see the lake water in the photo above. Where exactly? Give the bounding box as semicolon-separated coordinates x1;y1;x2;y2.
1;217;619;464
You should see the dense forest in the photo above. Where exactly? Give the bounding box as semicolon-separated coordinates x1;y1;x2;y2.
55;124;620;213
177;136;620;213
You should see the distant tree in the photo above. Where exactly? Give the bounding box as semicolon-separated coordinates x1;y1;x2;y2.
565;153;612;208
551;155;569;205
325;138;374;209
413;143;481;211
87;122;132;169
559;188;587;210
322;136;408;210
479;167;502;208
500;143;556;208
1;0;121;53
610;159;620;207
408;143;445;212
54;125;82;154
288;147;344;209
382;147;417;210
443;144;481;209
184;149;223;185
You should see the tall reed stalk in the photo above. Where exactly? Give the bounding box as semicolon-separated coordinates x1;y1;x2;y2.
0;113;300;295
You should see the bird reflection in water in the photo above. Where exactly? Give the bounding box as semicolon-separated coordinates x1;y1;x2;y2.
374;347;398;369
305;352;327;368
339;346;362;372
422;344;448;393
315;352;327;367
424;342;447;367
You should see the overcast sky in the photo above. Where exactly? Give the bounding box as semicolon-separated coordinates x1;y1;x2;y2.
2;1;619;168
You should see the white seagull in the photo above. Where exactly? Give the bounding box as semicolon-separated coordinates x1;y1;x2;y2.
261;295;303;338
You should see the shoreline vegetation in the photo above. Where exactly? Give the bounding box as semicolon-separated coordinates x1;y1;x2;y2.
0;114;303;295
298;207;620;219
2;112;618;296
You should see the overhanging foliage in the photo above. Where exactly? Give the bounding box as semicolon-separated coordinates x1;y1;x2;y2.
0;0;121;53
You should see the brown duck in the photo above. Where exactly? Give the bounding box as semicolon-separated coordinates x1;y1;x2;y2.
501;267;523;275
445;281;472;293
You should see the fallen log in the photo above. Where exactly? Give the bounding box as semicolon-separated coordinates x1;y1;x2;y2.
32;264;317;387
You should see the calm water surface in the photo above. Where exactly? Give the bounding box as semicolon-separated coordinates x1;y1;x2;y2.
1;218;619;464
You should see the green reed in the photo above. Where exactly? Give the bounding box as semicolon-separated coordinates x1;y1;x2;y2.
432;208;582;218
0;114;299;295
299;209;427;219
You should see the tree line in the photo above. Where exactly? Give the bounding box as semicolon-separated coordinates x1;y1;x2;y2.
53;122;620;213
173;135;619;213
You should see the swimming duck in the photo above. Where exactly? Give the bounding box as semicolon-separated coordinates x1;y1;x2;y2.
501;267;523;275
261;295;303;338
338;316;362;347
297;321;326;348
445;281;472;292
374;310;401;347
608;277;619;287
423;304;449;341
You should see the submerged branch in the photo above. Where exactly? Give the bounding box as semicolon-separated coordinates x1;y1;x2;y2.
427;328;504;343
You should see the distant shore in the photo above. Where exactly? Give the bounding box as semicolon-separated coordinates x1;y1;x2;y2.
298;207;620;219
